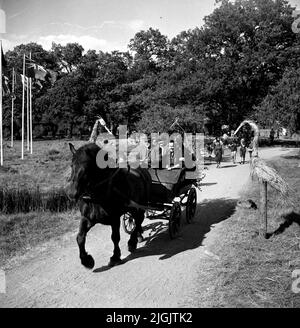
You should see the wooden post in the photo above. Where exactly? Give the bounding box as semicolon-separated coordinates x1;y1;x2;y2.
260;181;268;238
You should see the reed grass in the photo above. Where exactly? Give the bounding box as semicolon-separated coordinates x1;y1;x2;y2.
0;186;75;214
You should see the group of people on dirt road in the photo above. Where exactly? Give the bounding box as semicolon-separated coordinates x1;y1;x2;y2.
206;135;258;168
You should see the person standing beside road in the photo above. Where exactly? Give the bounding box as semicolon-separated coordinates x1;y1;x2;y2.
213;136;223;147
214;138;223;168
206;141;213;161
239;138;247;164
269;128;275;144
228;138;238;164
247;138;254;160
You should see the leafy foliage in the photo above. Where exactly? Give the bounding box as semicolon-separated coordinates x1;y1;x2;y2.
255;66;300;133
2;0;299;139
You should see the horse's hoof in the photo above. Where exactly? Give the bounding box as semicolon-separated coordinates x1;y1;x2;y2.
108;257;123;267
128;244;137;253
81;254;95;269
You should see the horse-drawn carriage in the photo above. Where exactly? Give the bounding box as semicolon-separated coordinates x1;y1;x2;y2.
121;166;202;239
66;118;205;268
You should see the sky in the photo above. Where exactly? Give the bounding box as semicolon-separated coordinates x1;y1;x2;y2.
0;0;300;53
0;0;218;52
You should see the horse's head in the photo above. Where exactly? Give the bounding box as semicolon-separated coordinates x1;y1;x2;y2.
66;143;100;201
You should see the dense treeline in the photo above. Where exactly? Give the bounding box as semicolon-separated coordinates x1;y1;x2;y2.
2;0;300;138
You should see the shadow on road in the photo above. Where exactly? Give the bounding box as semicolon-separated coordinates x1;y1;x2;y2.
219;164;238;169
200;182;218;187
93;197;237;272
266;211;300;239
282;155;300;160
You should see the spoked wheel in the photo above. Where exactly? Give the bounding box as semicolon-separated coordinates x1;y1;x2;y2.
186;186;197;224
169;202;182;239
121;212;136;235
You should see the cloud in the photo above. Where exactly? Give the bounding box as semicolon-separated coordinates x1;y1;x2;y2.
43;21;119;35
2;34;29;51
39;34;108;52
2;33;124;53
127;19;145;31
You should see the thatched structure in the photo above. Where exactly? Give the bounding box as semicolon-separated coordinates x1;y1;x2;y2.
250;157;293;238
234;119;260;137
250;157;290;197
89;120;101;143
234;120;260;156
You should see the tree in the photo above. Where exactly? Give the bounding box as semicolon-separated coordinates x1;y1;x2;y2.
135;104;205;134
51;42;84;73
36;72;87;137
255;66;300;133
129;28;171;75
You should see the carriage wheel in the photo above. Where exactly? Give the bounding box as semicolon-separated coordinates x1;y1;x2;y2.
186;186;197;224
121;212;136;235
169;202;181;239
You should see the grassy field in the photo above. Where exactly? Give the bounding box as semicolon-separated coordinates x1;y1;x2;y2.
0;139;85;266
0;211;80;267
0;140;85;191
195;150;300;307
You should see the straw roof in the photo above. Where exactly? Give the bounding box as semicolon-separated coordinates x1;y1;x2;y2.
250;157;290;196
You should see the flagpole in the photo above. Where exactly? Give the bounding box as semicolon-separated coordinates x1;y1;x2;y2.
21;53;25;160
11;67;14;147
29;52;32;154
26;54;29;151
26;67;29;151
0;40;3;166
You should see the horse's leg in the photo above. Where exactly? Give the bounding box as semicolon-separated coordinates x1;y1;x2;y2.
137;209;145;243
77;216;95;269
128;209;145;253
108;219;123;267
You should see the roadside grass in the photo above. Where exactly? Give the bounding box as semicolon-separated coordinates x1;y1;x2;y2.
0;140;85;191
0;211;80;267
197;150;300;307
0;187;75;214
0;140;85;266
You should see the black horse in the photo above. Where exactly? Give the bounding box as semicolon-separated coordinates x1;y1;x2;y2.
66;143;152;269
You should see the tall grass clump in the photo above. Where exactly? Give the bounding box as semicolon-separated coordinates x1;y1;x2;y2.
0;187;76;214
44;189;75;212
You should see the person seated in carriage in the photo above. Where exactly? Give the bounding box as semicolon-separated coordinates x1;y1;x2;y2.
152;133;197;172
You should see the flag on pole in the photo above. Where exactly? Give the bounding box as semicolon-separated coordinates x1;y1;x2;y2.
25;56;49;80
2;75;10;96
11;68;16;100
20;74;29;89
25;56;57;86
26;60;48;81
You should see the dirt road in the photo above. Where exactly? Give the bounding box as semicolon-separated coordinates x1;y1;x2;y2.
0;147;291;308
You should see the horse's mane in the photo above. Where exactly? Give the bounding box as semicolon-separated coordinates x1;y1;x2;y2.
76;143;100;158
